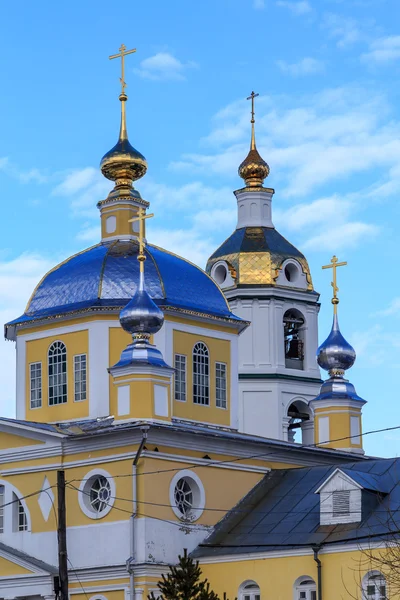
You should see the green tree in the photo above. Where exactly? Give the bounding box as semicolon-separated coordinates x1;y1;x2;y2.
147;549;233;600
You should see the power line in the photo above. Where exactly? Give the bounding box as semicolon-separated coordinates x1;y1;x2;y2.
66;422;400;486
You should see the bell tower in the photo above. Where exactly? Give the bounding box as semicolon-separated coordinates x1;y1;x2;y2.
206;92;321;444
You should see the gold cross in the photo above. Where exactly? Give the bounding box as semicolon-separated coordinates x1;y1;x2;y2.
109;44;136;95
322;255;347;314
247;91;259;123
129;209;154;272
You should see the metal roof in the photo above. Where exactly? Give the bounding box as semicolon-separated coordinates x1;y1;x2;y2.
193;457;400;558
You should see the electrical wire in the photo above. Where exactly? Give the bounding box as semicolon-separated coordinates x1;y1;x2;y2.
66;422;400;485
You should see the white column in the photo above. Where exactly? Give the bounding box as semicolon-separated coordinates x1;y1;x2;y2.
234;188;275;229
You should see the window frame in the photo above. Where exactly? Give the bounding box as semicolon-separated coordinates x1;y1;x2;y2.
239;581;261;600
362;571;387;600
174;353;187;402
294;577;317;600
12;493;28;532
192;342;210;406
215;361;227;409
29;361;42;409
73;353;87;402
48;340;68;406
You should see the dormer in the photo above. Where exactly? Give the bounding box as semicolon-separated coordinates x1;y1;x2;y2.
315;468;388;526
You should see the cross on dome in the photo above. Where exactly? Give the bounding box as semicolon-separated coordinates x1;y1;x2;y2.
322;255;347;315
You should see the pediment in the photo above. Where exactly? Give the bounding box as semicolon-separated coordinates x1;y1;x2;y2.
0;542;57;576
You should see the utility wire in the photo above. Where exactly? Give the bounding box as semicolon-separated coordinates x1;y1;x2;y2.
66;422;400;485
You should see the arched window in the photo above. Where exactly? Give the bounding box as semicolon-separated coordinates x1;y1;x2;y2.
294;577;316;600
0;482;30;534
48;341;67;405
283;309;305;370
287;399;313;445
239;581;260;600
193;342;209;405
363;571;387;599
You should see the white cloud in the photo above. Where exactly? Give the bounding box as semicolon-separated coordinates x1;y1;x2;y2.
276;1;311;15
274;196;351;231
253;0;265;8
362;36;400;64
303;221;379;251
52;168;111;219
323;13;363;48
375;298;400;317
133;52;197;81
52;167;98;196
276;57;325;76
151;228;214;268
0;157;48;184
0;252;55;418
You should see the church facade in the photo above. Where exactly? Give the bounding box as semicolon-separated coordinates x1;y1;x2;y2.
0;48;388;600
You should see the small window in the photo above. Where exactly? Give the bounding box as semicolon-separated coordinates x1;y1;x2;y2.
30;362;42;409
169;470;205;522
239;582;261;600
332;490;350;516
13;493;28;532
363;572;387;600
193;342;209;405
74;354;87;402
48;341;67;405
174;354;187;402
295;578;316;600
0;485;4;533
216;362;227;409
78;470;115;519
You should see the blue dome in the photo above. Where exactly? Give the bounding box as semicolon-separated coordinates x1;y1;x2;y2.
7;241;239;330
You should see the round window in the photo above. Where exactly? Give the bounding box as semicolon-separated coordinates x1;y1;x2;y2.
78;469;115;519
169;470;205;522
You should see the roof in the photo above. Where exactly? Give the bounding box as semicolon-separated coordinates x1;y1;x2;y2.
0;540;57;573
193;457;400;558
5;240;241;335
206;226;314;290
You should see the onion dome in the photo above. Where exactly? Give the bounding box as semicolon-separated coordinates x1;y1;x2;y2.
120;271;164;339
238;92;270;188
317;314;356;377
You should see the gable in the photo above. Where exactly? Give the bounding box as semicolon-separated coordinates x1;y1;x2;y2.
0;431;45;450
0;555;35;576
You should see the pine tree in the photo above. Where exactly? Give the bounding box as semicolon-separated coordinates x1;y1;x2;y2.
147;549;233;600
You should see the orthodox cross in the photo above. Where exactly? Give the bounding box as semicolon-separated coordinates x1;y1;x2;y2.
129;209;154;272
247;91;259;123
109;44;136;95
322;255;347;314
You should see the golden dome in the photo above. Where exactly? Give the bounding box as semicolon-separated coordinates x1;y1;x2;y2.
100;93;147;189
238;90;270;188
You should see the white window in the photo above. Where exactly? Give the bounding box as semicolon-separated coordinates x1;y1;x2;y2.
239;581;260;600
174;354;187;402
13;493;27;532
193;342;209;405
363;571;387;600
0;486;4;533
78;469;115;520
74;354;87;402
48;341;67;405
169;470;205;522
30;362;42;409
295;577;317;600
216;362;227;409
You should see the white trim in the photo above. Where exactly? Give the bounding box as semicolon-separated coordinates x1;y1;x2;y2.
315;468;363;494
169;469;205;521
78;468;116;520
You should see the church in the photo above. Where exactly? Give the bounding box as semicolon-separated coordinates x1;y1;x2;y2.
0;45;395;600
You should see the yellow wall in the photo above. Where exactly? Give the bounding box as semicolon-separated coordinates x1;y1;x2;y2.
0;432;44;449
172;330;230;426
200;548;392;600
25;329;89;422
100;203;141;240
0;556;34;576
112;373;172;421
314;406;363;450
109;326;136;416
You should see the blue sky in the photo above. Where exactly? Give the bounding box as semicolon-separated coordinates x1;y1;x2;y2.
0;0;399;456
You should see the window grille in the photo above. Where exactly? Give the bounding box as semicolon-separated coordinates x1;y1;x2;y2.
0;486;4;533
193;342;209;405
240;582;261;600
216;362;227;409
12;493;27;532
332;490;351;515
89;476;111;513
174;478;193;518
174;354;187;402
364;573;387;600
74;354;87;402
30;362;42;409
48;341;67;405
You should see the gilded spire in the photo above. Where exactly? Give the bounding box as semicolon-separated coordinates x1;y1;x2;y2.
238;91;270;188
100;44;147;192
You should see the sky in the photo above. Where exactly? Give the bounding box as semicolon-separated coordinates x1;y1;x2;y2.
0;0;399;456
